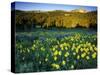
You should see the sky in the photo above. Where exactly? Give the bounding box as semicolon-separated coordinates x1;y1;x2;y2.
11;2;97;11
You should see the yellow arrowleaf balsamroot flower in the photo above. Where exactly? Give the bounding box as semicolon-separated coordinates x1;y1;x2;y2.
32;46;35;51
72;44;75;51
71;65;74;69
52;47;56;51
92;52;96;59
45;58;48;62
54;45;58;48
54;50;58;56
73;52;76;56
54;56;57;61
41;47;45;51
94;47;97;51
92;44;95;47
86;56;90;60
81;52;86;58
90;46;93;51
55;64;60;69
33;44;36;48
60;44;63;48
77;45;81;49
75;48;79;53
61;47;64;51
80;48;83;52
58;51;62;56
63;42;67;46
62;60;66;65
51;63;60;69
65;47;68;50
71;37;74;41
64;52;69;57
77;55;80;59
87;42;91;46
84;48;89;53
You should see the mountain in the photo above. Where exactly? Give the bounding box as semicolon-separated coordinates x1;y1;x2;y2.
71;8;87;13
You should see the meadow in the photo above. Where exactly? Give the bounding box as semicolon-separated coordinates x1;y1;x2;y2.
15;28;97;73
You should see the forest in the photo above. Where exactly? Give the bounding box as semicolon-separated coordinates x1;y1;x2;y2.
12;10;97;31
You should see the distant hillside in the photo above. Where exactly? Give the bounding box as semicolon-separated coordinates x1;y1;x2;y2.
12;9;97;31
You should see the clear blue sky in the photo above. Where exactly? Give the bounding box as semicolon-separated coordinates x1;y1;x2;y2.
12;2;97;11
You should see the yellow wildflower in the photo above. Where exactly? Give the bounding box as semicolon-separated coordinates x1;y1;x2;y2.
65;47;68;50
77;45;81;49
61;47;64;50
54;56;57;61
86;56;90;60
71;65;74;69
81;53;86;58
63;42;67;46
71;38;74;41
54;50;58;56
73;52;76;56
92;52;96;59
80;48;83;52
72;44;75;51
76;48;79;53
41;47;45;51
55;65;60;69
94;47;97;51
51;63;60;69
60;44;63;48
64;52;69;57
77;55;80;59
58;51;62;56
55;45;58;48
52;47;56;51
32;46;35;51
90;46;93;51
62;60;66;65
45;58;48;62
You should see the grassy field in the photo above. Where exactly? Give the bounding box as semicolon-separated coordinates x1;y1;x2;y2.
15;28;97;73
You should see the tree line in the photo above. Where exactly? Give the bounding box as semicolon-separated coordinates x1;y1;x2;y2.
13;10;97;31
